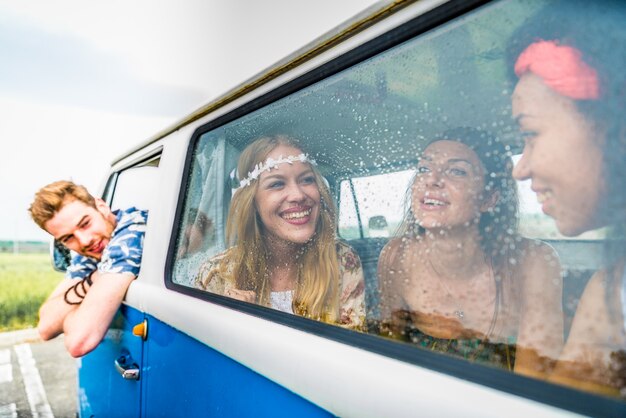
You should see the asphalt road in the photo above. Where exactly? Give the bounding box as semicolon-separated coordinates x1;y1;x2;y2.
0;329;77;418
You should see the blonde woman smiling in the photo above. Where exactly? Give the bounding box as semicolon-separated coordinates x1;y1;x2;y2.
195;135;365;330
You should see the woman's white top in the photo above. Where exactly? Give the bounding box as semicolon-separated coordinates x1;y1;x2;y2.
270;290;294;314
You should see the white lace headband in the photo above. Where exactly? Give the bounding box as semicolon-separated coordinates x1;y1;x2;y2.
235;153;317;190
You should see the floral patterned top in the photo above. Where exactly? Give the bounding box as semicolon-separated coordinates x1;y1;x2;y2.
194;241;366;330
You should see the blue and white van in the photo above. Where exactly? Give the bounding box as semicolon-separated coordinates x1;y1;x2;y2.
56;0;626;416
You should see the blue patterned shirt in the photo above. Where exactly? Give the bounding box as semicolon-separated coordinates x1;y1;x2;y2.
65;207;148;280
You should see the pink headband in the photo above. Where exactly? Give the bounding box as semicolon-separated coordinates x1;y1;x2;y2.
514;40;600;100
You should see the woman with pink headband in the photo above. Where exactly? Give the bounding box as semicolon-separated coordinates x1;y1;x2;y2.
509;0;626;396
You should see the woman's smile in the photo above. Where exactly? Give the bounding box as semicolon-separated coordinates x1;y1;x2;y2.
420;192;450;211
280;206;313;224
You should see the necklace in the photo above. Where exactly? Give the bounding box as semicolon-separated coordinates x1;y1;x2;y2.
426;255;465;320
426;254;492;321
424;249;502;341
436;272;465;320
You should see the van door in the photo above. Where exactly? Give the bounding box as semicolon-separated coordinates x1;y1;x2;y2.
78;306;144;417
78;158;159;417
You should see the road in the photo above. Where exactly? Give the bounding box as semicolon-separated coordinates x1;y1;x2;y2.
0;329;76;418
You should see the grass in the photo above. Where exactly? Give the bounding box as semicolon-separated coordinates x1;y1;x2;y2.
0;253;63;332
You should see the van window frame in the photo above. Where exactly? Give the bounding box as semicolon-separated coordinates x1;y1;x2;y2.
163;1;625;415
107;152;161;206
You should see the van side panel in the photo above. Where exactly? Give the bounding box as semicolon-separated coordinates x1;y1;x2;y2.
141;313;333;418
78;305;143;417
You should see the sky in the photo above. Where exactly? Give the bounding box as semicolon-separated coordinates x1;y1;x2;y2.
0;0;381;241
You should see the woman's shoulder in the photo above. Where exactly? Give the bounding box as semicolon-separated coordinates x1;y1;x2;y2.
517;236;558;255
335;239;353;253
334;240;366;326
201;246;236;269
383;235;417;251
510;237;562;293
335;239;359;255
382;237;404;252
509;237;559;270
335;240;363;273
194;247;237;289
378;235;419;270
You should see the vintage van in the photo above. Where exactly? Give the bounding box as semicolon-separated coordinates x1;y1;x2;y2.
55;0;626;416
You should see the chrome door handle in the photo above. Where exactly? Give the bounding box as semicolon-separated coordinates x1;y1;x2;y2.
115;355;140;380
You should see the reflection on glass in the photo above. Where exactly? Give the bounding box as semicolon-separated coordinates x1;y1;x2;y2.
509;0;626;397
169;0;626;402
377;128;563;376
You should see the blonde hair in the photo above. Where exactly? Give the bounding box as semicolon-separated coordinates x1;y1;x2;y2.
28;180;96;230
222;135;340;322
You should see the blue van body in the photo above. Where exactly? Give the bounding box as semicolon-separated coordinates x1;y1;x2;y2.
79;305;331;417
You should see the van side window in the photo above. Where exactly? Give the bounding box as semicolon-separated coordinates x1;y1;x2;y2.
109;157;160;213
171;135;239;286
171;0;626;401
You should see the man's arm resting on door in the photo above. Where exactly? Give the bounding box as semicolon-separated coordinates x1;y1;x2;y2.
38;278;83;341
37;271;136;357
62;271;136;358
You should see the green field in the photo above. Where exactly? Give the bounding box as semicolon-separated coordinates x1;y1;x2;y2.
0;253;63;331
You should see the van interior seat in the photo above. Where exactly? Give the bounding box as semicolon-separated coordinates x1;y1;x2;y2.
347;237;388;321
